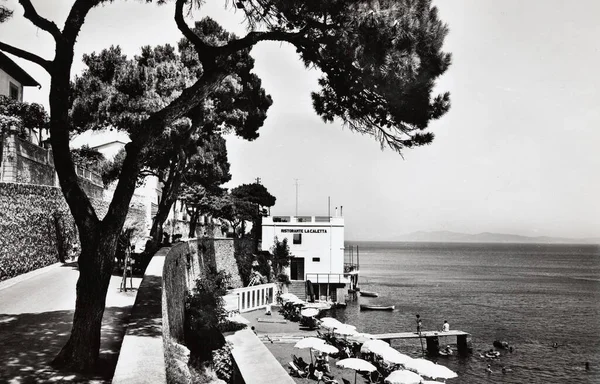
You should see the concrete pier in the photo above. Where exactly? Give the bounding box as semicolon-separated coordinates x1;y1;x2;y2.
371;330;471;356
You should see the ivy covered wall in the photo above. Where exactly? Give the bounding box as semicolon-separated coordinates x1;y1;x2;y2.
0;182;148;282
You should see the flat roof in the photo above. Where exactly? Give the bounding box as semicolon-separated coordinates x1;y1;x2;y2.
0;51;40;87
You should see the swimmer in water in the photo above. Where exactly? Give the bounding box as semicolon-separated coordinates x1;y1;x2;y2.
552;342;558;348
486;364;493;374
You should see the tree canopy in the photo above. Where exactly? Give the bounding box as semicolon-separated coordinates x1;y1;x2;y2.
0;0;450;373
0;95;48;137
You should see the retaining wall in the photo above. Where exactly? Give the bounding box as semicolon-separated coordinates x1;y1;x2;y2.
0;182;147;282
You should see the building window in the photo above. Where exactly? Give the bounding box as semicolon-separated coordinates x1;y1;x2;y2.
293;233;302;244
312;257;320;262
9;82;19;100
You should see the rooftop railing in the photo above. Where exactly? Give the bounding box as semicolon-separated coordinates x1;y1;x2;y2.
269;215;342;224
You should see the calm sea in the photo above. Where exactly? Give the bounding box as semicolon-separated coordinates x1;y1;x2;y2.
326;242;600;383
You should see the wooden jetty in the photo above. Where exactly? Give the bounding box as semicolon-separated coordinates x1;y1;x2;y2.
371;330;471;356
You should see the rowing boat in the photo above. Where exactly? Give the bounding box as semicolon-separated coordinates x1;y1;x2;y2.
360;304;395;311
359;291;379;297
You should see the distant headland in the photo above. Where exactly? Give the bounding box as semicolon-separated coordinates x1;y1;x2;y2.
393;231;600;244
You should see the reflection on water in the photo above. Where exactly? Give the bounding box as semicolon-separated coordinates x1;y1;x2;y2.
327;242;600;383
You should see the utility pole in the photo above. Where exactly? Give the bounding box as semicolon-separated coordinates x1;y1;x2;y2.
294;178;299;216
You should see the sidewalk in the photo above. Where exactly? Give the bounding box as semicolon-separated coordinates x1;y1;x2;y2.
0;262;141;383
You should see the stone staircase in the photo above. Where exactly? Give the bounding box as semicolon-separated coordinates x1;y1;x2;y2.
287;280;306;300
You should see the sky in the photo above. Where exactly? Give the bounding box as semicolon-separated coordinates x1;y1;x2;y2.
1;0;598;241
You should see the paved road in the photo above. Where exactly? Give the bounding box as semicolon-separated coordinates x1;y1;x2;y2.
0;262;141;383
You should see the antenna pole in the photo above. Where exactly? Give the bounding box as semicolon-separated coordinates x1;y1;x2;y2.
294;178;299;216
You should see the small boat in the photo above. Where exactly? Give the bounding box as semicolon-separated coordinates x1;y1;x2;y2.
485;351;501;358
359;291;379;297
360;304;395;311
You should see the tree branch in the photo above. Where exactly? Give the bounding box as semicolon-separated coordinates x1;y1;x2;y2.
216;27;309;57
104;68;228;226
62;0;103;45
0;41;52;72
174;0;216;66
18;0;61;41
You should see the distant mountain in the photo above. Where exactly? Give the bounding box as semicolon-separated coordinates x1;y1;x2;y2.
396;231;600;244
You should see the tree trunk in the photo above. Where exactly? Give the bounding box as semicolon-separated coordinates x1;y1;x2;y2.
149;150;187;244
188;208;200;238
42;32;227;372
51;227;118;372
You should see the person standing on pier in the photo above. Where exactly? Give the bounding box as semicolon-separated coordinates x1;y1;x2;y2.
442;320;450;332
416;314;422;334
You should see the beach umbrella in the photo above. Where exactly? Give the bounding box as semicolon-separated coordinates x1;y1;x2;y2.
361;339;391;354
295;337;326;364
290;298;306;305
425;364;457;380
347;334;371;344
312;343;339;354
334;325;359;336
384;370;423;384
279;293;298;302
301;308;319;317
336;358;377;384
404;359;457;380
320;317;344;330
379;349;414;366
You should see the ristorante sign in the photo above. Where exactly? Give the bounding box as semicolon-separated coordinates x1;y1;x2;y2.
280;228;328;234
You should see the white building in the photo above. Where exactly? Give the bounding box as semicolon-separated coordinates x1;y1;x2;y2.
262;214;353;303
70;128;161;234
0;51;47;145
0;51;39;102
70;128;220;239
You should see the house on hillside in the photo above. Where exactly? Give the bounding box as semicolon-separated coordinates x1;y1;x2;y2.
70;128;220;240
0;51;49;147
0;53;103;194
0;51;39;102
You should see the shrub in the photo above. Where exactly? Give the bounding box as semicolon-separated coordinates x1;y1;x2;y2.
217;320;247;334
164;337;192;384
254;250;273;281
184;266;231;361
212;342;234;382
276;273;291;285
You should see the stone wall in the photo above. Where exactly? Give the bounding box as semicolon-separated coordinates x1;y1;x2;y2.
161;240;219;342
162;243;188;343
214;239;243;289
0;133;103;198
0;182;148;282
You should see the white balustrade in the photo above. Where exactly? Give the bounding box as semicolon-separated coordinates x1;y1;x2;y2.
227;283;277;313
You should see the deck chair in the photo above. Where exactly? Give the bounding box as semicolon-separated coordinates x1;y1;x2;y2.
288;361;307;378
369;370;382;383
322;376;338;384
292;354;309;370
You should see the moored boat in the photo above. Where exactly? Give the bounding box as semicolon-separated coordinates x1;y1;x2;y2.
359;291;379;297
360;304;395;311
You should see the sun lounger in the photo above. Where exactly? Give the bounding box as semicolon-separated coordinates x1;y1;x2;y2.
292;354;309;370
288;361;307;378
